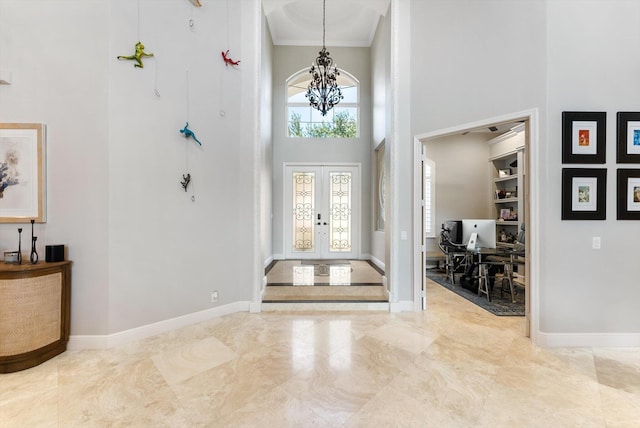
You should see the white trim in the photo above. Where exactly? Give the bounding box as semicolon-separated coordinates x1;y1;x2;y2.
413;109;541;344
389;300;413;313
536;332;640;348
369;254;385;272
68;301;251;350
264;255;274;269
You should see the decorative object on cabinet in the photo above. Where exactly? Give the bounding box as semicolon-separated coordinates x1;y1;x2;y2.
562;111;606;164
562;168;607;220
30;219;38;264
0;260;72;373
45;245;65;262
17;228;22;264
616;112;640;163
0;123;46;223
616;169;640;220
188;0;202;7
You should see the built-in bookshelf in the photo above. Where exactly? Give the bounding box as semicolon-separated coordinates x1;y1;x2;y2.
488;124;525;248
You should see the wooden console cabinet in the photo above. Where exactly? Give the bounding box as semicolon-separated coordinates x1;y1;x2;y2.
0;260;71;373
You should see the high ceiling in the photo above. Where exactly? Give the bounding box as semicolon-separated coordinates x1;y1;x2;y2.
263;0;391;47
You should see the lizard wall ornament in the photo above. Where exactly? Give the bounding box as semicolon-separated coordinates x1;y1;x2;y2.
221;50;240;67
117;41;154;68
179;122;202;146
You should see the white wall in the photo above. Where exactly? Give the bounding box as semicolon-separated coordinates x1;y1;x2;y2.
271;45;372;259
404;0;640;342
370;5;391;269
261;8;274;268
543;0;640;336
0;0;110;335
424;134;492;252
0;0;262;336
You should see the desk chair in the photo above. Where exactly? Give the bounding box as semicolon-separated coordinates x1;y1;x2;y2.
498;223;526;303
437;226;467;284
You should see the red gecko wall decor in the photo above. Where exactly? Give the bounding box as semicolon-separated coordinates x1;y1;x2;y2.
221;50;240;67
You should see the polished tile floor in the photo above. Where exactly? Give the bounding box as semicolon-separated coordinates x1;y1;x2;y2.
2;280;639;427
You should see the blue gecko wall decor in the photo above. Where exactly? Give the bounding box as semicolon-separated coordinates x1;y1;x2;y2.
179;122;202;146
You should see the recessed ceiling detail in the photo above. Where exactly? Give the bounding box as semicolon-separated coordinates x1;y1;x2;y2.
263;0;390;47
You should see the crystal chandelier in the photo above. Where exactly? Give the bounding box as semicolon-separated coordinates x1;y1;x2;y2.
306;0;343;116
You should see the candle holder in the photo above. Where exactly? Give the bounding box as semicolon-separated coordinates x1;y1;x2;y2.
30;219;38;264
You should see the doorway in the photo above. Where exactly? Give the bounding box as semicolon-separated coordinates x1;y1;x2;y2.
414;109;538;338
284;164;360;260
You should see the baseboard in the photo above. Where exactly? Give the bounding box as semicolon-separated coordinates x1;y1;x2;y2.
68;301;252;350
273;253;284;260
369;255;385;272
535;331;640;348
264;256;274;269
389;300;414;313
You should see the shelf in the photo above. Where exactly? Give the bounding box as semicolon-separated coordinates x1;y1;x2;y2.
494;197;518;203
496;220;519;226
494;175;517;183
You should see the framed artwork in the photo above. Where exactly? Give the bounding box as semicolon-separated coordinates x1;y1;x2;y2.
0;123;46;223
616;112;640;163
562;168;606;220
562;111;606;163
616;169;640;220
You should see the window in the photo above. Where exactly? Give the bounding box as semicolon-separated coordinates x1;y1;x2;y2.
424;158;435;238
286;68;359;138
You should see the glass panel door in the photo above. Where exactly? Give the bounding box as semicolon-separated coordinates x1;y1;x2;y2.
284;165;359;259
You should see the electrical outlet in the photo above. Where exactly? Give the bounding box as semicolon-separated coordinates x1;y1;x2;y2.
211;291;218;303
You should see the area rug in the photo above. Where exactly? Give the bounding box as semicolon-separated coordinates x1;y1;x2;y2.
426;270;524;316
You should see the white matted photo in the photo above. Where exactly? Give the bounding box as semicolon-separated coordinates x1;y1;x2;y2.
626;121;640;155
0;123;46;223
572;176;597;212
627;177;640;212
572;121;598;155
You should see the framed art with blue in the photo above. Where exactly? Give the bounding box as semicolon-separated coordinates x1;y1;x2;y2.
616;112;640;163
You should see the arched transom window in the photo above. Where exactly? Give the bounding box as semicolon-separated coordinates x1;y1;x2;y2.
286;68;359;138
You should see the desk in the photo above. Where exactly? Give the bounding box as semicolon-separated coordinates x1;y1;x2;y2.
466;247;525;303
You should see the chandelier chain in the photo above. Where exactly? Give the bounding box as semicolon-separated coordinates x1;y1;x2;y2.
306;0;343;116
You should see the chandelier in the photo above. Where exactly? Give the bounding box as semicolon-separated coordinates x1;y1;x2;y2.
306;0;343;116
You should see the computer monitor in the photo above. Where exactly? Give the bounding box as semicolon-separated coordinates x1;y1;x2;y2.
461;219;496;250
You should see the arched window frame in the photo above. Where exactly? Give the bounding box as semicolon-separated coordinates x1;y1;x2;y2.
285;68;360;139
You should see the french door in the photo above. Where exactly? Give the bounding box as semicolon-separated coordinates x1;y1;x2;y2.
284;164;360;260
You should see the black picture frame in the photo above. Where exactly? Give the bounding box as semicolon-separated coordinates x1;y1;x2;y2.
616;169;640;220
616;112;640;163
562;168;607;220
562;111;606;163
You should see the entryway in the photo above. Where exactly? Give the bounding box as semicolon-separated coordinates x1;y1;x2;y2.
284;164;360;260
262;259;386;304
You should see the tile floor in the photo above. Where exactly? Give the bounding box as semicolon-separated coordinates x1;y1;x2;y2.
1;280;639;427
